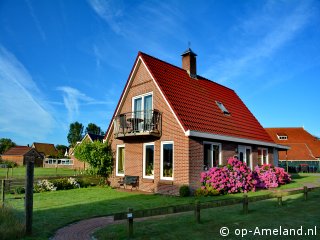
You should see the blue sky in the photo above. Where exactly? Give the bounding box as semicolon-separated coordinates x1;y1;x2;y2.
0;0;319;146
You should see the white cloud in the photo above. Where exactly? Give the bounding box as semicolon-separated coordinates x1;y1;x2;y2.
25;0;46;41
57;86;113;122
88;0;124;35
0;45;54;138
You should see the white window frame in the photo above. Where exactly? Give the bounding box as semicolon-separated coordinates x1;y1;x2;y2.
277;135;288;140
258;147;269;165
143;142;155;179
116;144;125;176
203;141;222;168
160;141;174;181
238;145;253;170
132;92;153;113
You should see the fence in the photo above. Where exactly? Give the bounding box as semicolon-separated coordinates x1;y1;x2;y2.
0;175;101;207
114;186;320;238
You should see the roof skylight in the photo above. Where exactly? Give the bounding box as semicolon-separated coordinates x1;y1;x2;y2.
216;101;230;115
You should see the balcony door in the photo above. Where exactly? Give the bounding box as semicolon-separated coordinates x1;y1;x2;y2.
132;93;153;131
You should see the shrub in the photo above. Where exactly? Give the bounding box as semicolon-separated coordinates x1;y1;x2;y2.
255;164;291;189
194;185;220;196
179;185;190;197
14;186;25;194
34;179;56;192
199;158;257;195
51;177;80;190
1;160;17;168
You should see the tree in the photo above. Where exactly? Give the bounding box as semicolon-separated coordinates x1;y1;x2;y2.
74;141;113;177
67;122;84;147
55;144;68;158
85;123;104;135
0;138;16;154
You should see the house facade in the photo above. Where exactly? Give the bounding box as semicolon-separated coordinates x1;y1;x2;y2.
1;146;42;167
105;49;289;195
265;127;320;172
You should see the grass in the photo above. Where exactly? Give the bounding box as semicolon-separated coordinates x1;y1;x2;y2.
0;167;76;179
3;173;320;239
95;189;320;239
0;207;25;240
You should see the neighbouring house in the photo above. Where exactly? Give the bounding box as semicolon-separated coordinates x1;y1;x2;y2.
32;142;59;159
68;133;105;170
265;127;320;172
1;146;42;167
104;49;289;195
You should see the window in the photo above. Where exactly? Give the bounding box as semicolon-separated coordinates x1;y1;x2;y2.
277;134;288;140
258;148;268;165
161;141;174;180
216;101;230;115
203;142;221;170
116;145;125;176
143;143;154;178
238;145;252;169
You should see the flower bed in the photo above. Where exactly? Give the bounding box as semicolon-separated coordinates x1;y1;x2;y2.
198;158;291;196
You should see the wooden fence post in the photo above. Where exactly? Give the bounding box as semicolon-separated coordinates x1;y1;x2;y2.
25;157;35;235
1;180;5;208
304;186;308;201
127;208;133;238
195;200;200;223
243;194;248;214
277;196;283;206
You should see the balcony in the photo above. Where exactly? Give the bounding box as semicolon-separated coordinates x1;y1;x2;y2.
114;110;162;139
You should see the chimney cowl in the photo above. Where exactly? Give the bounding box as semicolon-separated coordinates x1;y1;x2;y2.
181;48;197;78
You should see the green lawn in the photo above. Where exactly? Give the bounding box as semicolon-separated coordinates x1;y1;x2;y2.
3;173;320;240
95;189;320;240
0;167;76;179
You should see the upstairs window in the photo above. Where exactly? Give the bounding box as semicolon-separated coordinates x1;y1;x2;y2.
216;101;230;115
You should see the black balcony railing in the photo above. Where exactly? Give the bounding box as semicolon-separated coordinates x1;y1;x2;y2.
114;110;162;138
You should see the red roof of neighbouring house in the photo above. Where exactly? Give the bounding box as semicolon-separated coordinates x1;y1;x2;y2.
265;127;320;160
32;142;58;157
2;146;33;156
139;52;274;143
106;51;276;144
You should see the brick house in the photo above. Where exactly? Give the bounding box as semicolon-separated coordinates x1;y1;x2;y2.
105;49;289;195
265;127;320;172
1;146;42;166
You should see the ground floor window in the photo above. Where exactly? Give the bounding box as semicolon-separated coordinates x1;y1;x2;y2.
143;143;154;178
116;145;125;176
161;141;173;180
238;145;252;169
203;142;221;170
258;148;268;165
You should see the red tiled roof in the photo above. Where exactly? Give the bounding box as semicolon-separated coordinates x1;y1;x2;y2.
32;142;58;157
265;127;320;160
139;52;274;143
2;146;33;156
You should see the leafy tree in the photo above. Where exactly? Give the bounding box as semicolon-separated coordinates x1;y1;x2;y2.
56;144;68;158
74;141;113;177
67;122;84;147
85;123;104;135
0;138;16;154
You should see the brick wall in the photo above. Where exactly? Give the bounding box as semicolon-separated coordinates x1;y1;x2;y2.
1;155;25;166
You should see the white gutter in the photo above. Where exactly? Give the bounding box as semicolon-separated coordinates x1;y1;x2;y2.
185;130;290;150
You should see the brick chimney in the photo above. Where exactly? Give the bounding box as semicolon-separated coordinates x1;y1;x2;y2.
181;48;197;78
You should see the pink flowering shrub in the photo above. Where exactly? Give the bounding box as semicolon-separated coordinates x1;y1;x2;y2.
199;157;257;195
255;164;291;188
197;158;291;196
